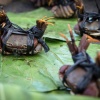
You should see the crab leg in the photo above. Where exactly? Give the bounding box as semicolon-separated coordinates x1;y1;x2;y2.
45;17;54;21
1;22;6;28
60;25;78;55
68;24;78;55
86;35;100;43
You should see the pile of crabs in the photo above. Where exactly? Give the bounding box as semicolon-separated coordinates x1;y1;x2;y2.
0;0;100;98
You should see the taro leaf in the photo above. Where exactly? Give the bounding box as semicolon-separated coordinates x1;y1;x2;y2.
0;83;99;100
0;39;100;92
0;41;72;92
7;8;78;41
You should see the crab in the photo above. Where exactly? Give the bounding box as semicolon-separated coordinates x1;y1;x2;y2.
0;6;54;55
59;24;100;97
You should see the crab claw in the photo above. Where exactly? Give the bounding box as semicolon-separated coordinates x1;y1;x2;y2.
36;16;54;27
59;33;69;43
83;81;99;97
0;6;6;24
74;0;83;13
59;65;70;81
0;6;6;17
36;16;54;32
86;34;100;43
2;22;6;28
95;51;100;67
48;0;53;6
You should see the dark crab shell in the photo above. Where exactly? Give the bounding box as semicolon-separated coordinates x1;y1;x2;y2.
2;33;42;55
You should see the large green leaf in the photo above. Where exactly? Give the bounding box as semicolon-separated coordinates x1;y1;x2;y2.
1;40;100;92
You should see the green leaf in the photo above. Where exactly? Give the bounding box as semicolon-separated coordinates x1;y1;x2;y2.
0;83;99;100
0;41;72;92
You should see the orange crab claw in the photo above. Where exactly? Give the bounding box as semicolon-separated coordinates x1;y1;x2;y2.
59;33;69;43
2;22;6;28
37;16;54;25
86;35;100;43
48;0;53;6
95;51;100;67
